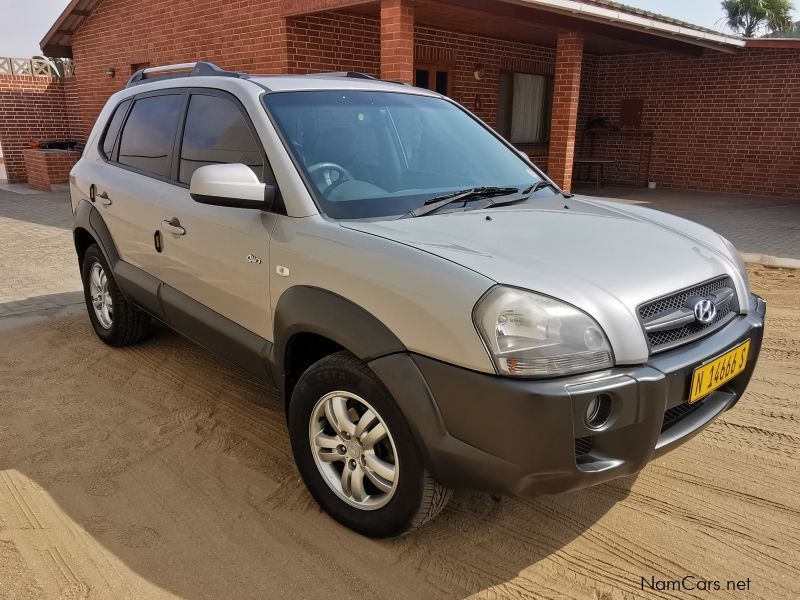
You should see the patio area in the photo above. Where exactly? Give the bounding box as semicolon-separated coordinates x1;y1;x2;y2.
575;185;800;261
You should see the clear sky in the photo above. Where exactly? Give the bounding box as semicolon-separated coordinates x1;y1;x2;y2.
0;0;797;57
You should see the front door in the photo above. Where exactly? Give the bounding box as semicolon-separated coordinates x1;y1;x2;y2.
157;90;275;340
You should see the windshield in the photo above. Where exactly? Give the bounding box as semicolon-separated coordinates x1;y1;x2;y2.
263;91;545;219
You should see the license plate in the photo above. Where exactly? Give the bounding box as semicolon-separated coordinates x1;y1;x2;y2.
689;339;751;404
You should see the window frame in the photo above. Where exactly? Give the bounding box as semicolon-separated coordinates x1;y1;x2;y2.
110;88;187;184
102;88;277;205
98;98;133;161
171;87;274;189
414;64;452;96
496;71;554;147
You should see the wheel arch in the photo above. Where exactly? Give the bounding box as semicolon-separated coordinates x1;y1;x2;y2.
73;199;121;271
272;286;406;403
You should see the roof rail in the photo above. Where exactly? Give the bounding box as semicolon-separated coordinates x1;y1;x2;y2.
316;71;377;80
126;61;246;88
314;71;409;86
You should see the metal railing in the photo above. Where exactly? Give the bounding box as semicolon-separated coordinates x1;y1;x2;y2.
0;57;75;78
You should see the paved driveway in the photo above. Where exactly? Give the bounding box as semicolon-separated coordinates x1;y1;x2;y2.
576;185;800;260
0;188;81;317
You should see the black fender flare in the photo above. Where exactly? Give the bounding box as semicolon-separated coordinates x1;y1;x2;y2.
270;286;406;391
73;199;121;270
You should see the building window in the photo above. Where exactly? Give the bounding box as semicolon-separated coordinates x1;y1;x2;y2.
496;72;554;145
415;64;450;96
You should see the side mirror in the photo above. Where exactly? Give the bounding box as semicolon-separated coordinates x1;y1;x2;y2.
189;163;276;210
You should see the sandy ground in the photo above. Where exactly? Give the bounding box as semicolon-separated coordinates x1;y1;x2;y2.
0;265;798;600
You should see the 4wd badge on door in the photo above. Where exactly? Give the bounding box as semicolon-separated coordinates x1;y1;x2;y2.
247;254;262;265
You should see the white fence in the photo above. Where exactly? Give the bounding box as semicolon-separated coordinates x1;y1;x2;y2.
0;57;75;78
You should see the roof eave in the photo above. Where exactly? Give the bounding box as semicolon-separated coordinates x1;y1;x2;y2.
41;43;74;59
40;0;749;60
40;0;99;59
505;0;746;53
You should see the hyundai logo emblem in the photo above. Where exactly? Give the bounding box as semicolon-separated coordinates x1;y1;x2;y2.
694;299;717;324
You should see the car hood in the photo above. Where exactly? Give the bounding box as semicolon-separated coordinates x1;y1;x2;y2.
341;195;744;363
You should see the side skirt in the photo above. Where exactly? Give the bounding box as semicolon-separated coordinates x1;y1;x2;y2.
114;261;275;386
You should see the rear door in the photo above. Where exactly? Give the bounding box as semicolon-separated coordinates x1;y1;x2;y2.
95;91;185;279
156;89;275;340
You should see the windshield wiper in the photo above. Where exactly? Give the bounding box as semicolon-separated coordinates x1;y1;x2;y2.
484;180;569;210
406;186;520;218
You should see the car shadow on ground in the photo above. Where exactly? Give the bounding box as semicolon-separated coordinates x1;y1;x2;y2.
0;315;634;599
0;291;83;320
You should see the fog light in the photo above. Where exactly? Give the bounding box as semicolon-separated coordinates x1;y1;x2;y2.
585;394;613;430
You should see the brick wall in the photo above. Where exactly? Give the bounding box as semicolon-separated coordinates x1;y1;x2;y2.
70;0;291;136
286;12;380;74
577;47;800;197
23;149;81;191
0;75;82;182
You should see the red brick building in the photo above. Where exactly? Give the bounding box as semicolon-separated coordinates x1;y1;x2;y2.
30;0;800;196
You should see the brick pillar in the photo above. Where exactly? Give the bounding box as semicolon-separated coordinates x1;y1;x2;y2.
548;32;583;192
381;0;414;83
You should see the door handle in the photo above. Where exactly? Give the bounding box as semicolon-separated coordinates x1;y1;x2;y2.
97;191;112;206
161;219;186;236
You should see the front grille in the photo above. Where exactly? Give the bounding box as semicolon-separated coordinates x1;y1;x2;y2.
638;276;738;354
661;401;704;432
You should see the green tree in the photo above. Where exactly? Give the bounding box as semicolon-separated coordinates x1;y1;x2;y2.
721;0;795;37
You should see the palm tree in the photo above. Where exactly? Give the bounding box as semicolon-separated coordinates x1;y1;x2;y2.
721;0;795;37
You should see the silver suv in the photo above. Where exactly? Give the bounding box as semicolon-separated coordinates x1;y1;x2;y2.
70;62;765;538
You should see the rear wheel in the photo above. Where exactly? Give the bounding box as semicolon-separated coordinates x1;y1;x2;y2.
288;351;451;537
81;244;151;346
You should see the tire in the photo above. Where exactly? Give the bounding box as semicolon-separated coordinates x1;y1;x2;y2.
288;351;451;538
81;244;151;346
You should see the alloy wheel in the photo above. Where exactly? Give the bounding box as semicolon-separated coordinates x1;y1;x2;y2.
309;391;399;510
89;262;113;329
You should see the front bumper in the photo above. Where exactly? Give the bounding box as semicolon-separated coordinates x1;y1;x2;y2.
368;295;766;496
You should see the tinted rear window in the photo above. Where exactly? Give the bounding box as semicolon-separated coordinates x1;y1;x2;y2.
179;94;263;184
118;94;182;177
101;99;130;159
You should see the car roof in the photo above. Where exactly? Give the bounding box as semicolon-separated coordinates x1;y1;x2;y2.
251;74;440;96
119;62;442;98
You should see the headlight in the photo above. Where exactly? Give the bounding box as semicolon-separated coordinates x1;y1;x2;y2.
474;287;614;377
721;236;749;290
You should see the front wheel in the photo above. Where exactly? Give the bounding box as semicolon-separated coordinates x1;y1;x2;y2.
288;352;451;537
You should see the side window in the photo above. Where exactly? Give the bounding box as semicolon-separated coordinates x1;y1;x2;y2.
100;99;131;159
118;94;182;177
179;94;264;184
